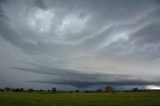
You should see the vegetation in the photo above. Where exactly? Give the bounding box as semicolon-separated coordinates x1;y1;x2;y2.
0;86;160;106
0;91;160;106
51;87;57;93
105;86;114;93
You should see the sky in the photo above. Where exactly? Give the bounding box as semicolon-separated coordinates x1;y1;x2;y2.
0;0;160;90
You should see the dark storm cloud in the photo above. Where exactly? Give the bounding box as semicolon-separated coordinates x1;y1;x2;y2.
12;62;160;88
12;62;131;82
131;23;160;44
33;0;46;9
0;0;159;58
0;2;39;54
0;0;160;89
31;80;160;88
93;6;160;61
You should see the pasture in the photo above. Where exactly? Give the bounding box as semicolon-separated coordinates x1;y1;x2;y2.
0;92;160;106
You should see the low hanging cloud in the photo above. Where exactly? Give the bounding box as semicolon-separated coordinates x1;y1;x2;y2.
13;62;160;88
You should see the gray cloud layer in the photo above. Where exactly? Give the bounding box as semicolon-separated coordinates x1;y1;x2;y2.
0;0;160;89
13;62;160;88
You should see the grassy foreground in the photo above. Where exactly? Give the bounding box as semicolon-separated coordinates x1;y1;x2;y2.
0;92;160;106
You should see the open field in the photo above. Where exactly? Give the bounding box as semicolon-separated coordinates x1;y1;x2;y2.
0;92;160;106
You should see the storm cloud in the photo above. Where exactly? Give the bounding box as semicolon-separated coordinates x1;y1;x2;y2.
0;0;160;90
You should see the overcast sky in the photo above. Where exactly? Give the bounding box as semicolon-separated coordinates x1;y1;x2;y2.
0;0;160;90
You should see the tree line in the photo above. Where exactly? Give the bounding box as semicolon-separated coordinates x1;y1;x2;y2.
0;86;158;93
0;86;112;92
0;87;57;93
0;86;114;93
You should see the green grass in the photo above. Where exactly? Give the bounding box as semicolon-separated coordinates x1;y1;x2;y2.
0;92;160;106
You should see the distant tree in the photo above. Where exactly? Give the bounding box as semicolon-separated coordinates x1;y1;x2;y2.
11;88;16;92
47;89;51;92
27;88;34;92
5;87;11;92
0;88;4;92
20;88;24;92
70;91;73;93
96;89;102;92
105;86;113;93
15;88;20;92
39;89;44;92
132;87;138;91
52;87;57;92
84;90;89;93
75;89;79;93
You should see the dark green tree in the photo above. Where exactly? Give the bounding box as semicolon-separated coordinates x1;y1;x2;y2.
96;89;102;92
132;87;138;91
75;89;79;93
11;88;16;92
27;88;34;92
52;87;57;92
20;88;24;92
5;87;11;92
0;88;4;92
105;86;113;93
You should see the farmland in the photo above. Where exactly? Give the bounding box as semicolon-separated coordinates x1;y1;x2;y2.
0;92;160;106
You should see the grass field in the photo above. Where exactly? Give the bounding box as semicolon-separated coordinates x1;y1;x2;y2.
0;92;160;106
